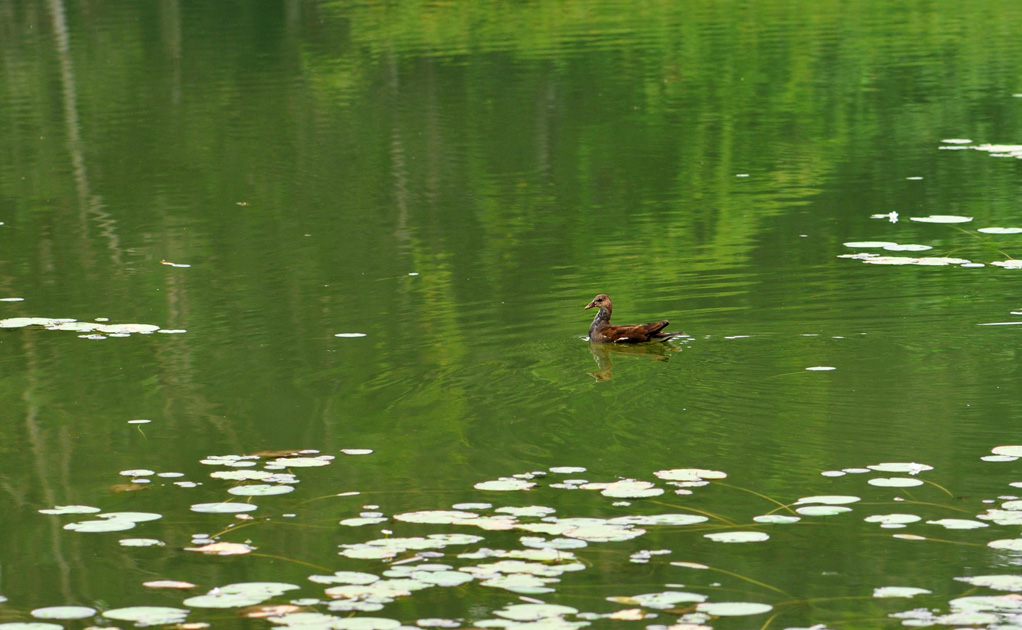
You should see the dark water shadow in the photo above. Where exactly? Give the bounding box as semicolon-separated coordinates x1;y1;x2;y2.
587;339;687;381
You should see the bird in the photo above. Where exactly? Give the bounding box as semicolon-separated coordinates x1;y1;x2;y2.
584;294;682;343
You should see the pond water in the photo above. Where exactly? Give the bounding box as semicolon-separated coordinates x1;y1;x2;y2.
3;1;1022;629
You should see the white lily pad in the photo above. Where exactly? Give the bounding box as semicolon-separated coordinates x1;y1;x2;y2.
909;215;973;223
753;514;800;524
653;468;727;481
979;227;1022;234
926;518;987;530
873;586;931;598
956;575;1022;591
609;591;707;609
993;446;1022;457
190;502;258;514
341;449;373;455
30;606;97;620
0;624;65;630
393;510;479;524
696;602;773;616
884;243;932;251
864;514;921;525
843;241;898;248
309;571;379;585
550;466;587;474
268;456;333;467
991;260;1022;269
600;479;663;498
796;495;860;505
868;477;924;487
703;531;769;543
227;484;294;496
608;514;709;526
495;506;556;518
868;462;933;474
38;505;101;515
119;538;165;547
520;536;588;550
64;518;136;532
102;606;189;625
795;505;853;516
474;478;536;491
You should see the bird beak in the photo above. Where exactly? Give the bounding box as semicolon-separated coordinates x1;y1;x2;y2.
584;300;596;310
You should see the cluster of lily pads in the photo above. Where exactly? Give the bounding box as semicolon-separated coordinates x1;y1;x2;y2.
0;317;184;339
838;139;1022;269
16;445;1022;630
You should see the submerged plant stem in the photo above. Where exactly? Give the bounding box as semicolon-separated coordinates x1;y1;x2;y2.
716;482;798;515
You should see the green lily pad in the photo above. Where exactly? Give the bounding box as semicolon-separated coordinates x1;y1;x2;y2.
30;606;96;620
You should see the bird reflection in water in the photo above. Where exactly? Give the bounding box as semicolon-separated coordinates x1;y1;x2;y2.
587;339;687;381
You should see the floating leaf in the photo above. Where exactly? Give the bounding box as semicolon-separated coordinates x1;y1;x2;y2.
609;591;706;609
865;514;921;525
868;477;924;488
926;519;987;530
909;215;973;223
102;606;190;625
696;602;773;616
38;505;101;515
227;484;294;497
979;227;1022;234
753;515;800;524
190;503;258;514
653;469;726;481
474;478;536;491
600;479;663;498
184;541;255;555
796;495;860;505
868;462;933;475
309;572;380;586
873;586;931;598
796;505;852;516
143;580;197;590
989;539;1022;551
956;575;1022;591
992;446;1022;457
120;538;165;547
703;531;769;543
991;260;1022;269
30;606;96;620
64;518;136;533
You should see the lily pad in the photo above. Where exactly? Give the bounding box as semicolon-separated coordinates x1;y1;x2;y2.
227;484;294;496
868;477;924;487
873;586;931;598
956;575;1022;591
696;602;773;616
868;462;933;474
102;606;190;625
909;215;973;223
979;227;1022;234
190;502;258;514
703;531;769;543
474;478;536;491
30;606;97;620
926;518;987;530
600;479;663;498
796;495;860;505
796;505;853;516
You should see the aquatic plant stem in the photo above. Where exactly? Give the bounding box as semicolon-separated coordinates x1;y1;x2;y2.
715;482;799;515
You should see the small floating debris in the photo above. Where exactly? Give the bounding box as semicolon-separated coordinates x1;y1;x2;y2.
806;366;836;371
941;138;973;144
160;260;191;268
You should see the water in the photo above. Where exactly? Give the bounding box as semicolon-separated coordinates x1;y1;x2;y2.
3;1;1022;628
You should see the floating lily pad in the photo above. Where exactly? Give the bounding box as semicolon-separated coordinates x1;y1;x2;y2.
993;446;1022;457
926;518;987;530
268;456;333;467
30;606;97;620
956;575;1022;591
309;571;379;585
119;538;165;547
868;477;924;487
190;502;258;514
991;260;1022;269
909;215;973;223
38;505;101;515
550;466;587;474
696;602;773;616
334;333;367;338
979;227;1022;234
600;479;663;498
0;317;71;328
653;469;726;481
0;624;65;630
796;505;853;516
143;580;196;589
609;514;709;526
864;514;921;525
989;539;1022;551
102;606;190;625
843;241;898;248
873;586;931;598
806;366;836;371
703;531;769;543
474;478;536;491
753;514;800;524
868;462;933;474
796;495;861;505
341;449;373;455
520;536;588;550
494;604;578;621
495;506;556;518
227;484;294;496
609;591;706;609
64;518;136;533
393;510;479;524
184;541;255;555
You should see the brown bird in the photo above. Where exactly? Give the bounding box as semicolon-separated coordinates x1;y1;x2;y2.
584;294;682;343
